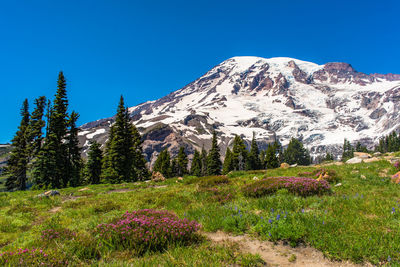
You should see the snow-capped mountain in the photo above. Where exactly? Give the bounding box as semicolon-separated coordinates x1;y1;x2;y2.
79;56;400;164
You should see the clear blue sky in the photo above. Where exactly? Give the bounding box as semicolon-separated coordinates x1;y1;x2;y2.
1;0;399;143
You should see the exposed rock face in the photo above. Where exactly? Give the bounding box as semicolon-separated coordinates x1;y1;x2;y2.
78;56;400;164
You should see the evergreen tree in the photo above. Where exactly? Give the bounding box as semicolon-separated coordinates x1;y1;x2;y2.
247;133;261;170
171;158;178;177
342;139;354;161
283;138;311;165
27;96;46;159
265;142;279;169
102;96;148;183
200;145;208;176
232;135;247;171
153;149;171;178
34;72;70;188
222;147;234;174
207;130;222;175
5;99;30;191
259;150;266;168
175;147;188;176
325;152;334;161
85;140;103;184
66;111;82;186
190;150;202;176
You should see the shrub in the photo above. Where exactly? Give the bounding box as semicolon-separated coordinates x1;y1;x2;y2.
94;209;201;254
198;176;229;188
198;187;235;204
41;228;76;242
242;177;331;197
0;248;68;266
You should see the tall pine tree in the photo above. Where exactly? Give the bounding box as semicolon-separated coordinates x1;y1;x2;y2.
153;149;171;178
207;130;222;175
232;135;247;171
247;133;261;170
283;138;311;165
265;142;279;169
66;111;82;187
190;150;202;176
27;96;46;160
222;147;234;174
175;146;188;177
102;96;148;183
200;145;208;176
84;140;103;184
5;99;30;191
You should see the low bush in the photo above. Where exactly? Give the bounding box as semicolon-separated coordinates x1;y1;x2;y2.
94;209;201;254
242;177;331;197
198;187;235;204
41;228;77;242
0;248;68;266
198;176;229;188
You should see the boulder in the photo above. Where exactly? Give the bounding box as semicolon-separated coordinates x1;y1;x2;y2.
346;157;363;164
177;177;184;181
353;152;371;159
151;171;166;182
391;171;400;184
373;152;382;157
44;190;60;197
280;163;290;169
363;157;380;163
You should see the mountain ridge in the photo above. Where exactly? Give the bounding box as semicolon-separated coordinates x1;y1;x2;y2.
79;56;400;165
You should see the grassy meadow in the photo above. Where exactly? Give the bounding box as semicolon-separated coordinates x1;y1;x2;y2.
0;159;399;265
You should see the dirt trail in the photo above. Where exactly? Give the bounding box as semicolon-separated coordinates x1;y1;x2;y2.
205;231;365;267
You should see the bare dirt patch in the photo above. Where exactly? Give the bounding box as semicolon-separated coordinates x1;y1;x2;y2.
49;206;62;213
205;231;364;267
107;188;136;194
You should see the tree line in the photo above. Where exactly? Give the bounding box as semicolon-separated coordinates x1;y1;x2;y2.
4;72;326;191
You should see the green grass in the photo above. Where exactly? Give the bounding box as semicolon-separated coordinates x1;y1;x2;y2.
0;160;399;265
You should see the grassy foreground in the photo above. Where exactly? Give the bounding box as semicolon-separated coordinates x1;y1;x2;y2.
0;160;400;265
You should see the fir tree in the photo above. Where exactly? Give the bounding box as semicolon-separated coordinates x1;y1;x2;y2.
102;96;148;183
325;152;334;161
153;149;171;178
34;72;70;188
171;158;178;177
283;138;311;165
176;147;188;177
27;96;46;159
232;135;247;171
190;150;202;176
222;147;234;174
207;130;222;175
265;142;279;169
66;111;82;187
259;150;266;168
200;145;208;176
247;133;261;170
342;139;354;161
85;140;103;184
5;99;30;191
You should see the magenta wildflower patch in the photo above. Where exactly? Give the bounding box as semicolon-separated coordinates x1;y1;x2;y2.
94;209;201;254
242;176;331;197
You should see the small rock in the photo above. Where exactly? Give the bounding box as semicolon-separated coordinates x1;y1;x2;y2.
290;163;298;167
360;175;366;179
346;157;363;164
253;176;259;180
280;163;290;169
177;177;184;181
334;183;342;187
363;157;380;163
44;190;60;197
373;152;382;157
78;187;90;192
353;152;371;159
151;171;166;182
